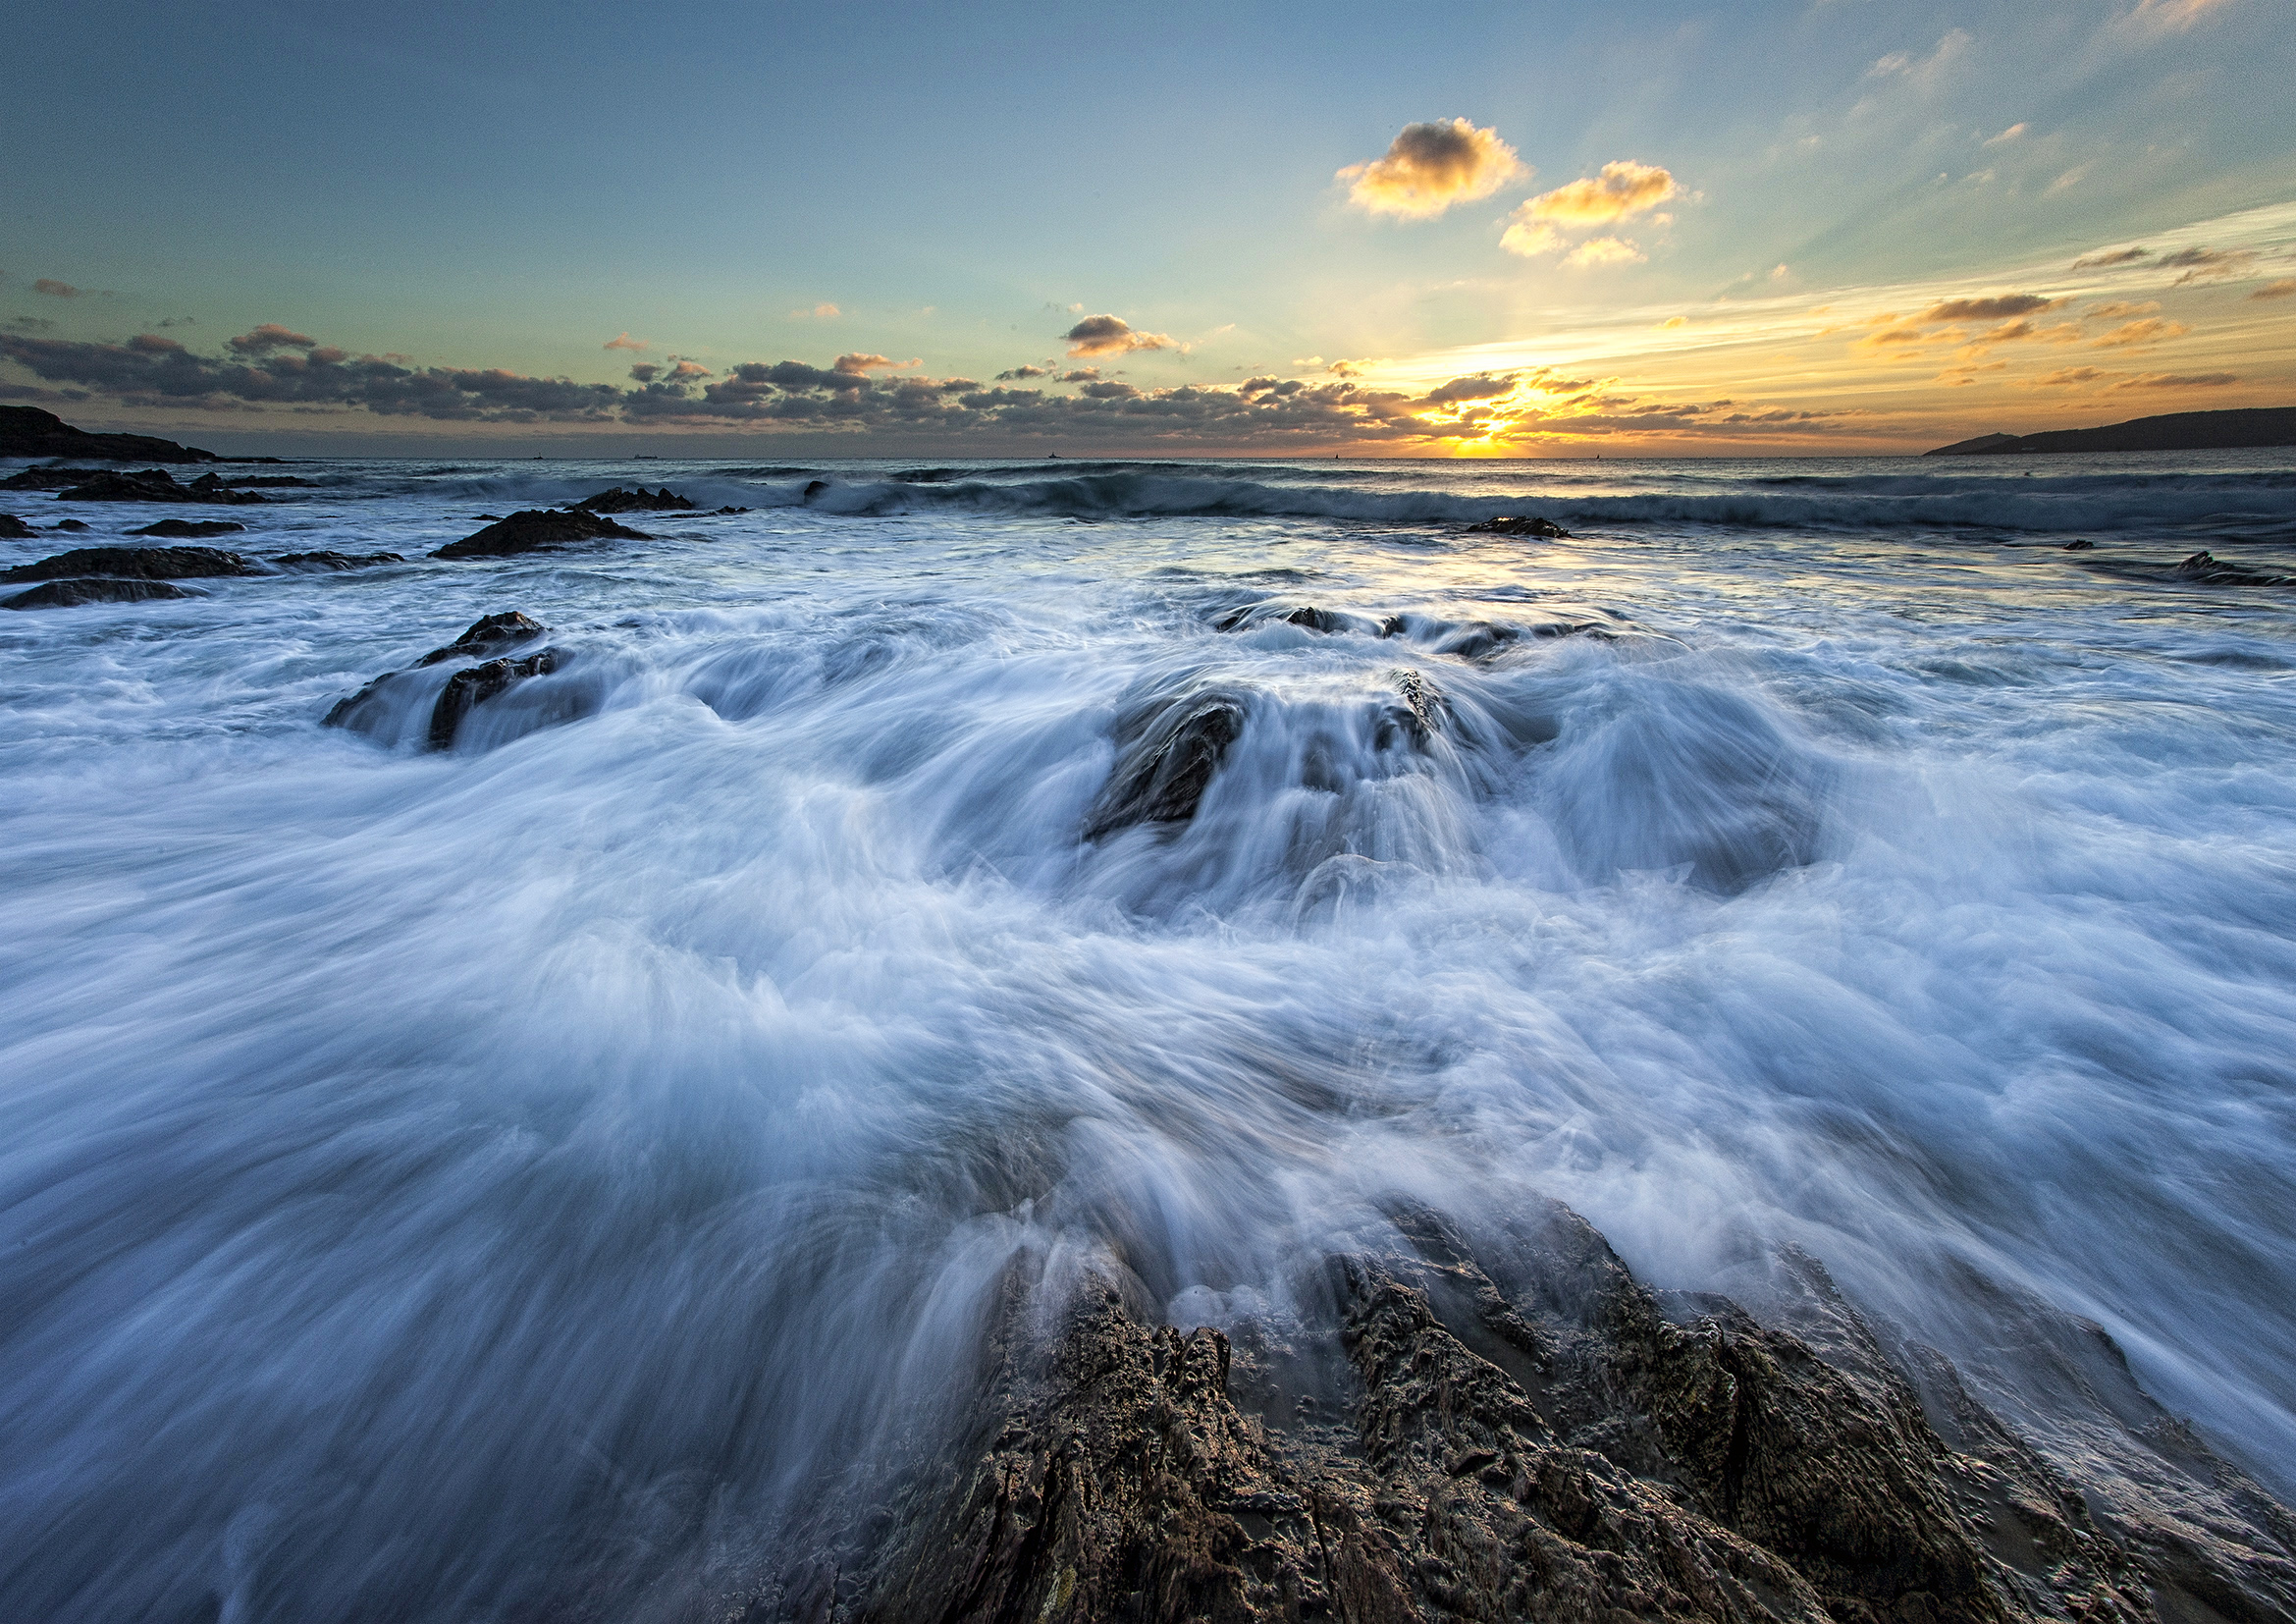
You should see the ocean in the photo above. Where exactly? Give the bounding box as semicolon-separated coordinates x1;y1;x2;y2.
4;450;2294;1618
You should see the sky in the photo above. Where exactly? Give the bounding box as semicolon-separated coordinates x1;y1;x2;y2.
3;0;2292;457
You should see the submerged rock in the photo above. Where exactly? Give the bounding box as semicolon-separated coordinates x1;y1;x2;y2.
0;545;260;582
1467;514;1572;537
127;518;248;539
2175;550;2290;587
0;514;31;538
273;550;404;570
52;519;91;532
52;469;268;505
1084;688;1248;839
573;485;698;513
2062;538;2094;551
433;508;650;559
4;577;197;610
426;649;566;749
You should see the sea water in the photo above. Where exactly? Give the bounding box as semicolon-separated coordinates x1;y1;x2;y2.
3;451;2293;1619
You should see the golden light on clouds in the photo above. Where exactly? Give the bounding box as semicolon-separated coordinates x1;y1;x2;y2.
1501;161;1679;266
1338;119;1526;219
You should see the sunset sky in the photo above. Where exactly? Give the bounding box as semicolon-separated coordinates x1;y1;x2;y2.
5;0;2291;456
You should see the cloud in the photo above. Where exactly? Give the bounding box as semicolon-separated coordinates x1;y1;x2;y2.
2027;367;2114;387
1059;368;1102;383
604;332;649;352
1923;293;2060;320
128;334;185;354
228;324;318;355
2046;166;2091;195
1062;314;1174;357
1419;372;1518;406
7;315;56;334
2113;0;2231;37
2091;318;2190;348
32;279;83;298
2110;370;2238;389
832;352;919;375
628;363;661;383
995;364;1052;380
792;303;840;319
1866;29;1972;83
2160;246;2258;285
1512;161;1678;228
1566;237;1646;269
1337;119;1526;219
2253;280;2296;300
667;359;713;380
1983;123;2029;146
1656;315;1688;330
1499;220;1568;258
2084;299;2160;319
2072;245;2150;269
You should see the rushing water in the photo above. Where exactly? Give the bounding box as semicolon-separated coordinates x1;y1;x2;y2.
4;451;2294;1620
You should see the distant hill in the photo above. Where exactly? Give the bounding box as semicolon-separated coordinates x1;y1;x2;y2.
0;406;220;463
1925;406;2296;457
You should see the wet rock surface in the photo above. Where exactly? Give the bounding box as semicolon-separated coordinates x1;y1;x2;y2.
273;550;405;570
325;611;576;750
573;484;699;512
127;518;248;538
1467;515;1573;537
745;1201;2296;1624
0;544;261;582
433;507;651;558
1085;688;1249;839
3;577;198;610
414;609;547;666
425;649;567;748
0;514;31;538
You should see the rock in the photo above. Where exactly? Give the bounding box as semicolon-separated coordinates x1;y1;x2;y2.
52;468;267;505
802;479;828;502
1466;515;1572;537
432;508;650;559
0;466;104;491
0;545;260;582
3;578;197;610
273;551;405;570
794;1200;2296;1624
2175;550;2291;587
714;505;751;514
414;610;547;666
426;649;566;748
0;406;220;463
2062;539;2094;551
54;519;90;532
0;514;31;538
127;518;248;538
572;485;698;513
1380;669;1449;748
1084;689;1248;839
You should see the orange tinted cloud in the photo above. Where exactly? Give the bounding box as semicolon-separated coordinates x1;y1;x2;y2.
1061;314;1174;357
604;332;648;352
1566;237;1646;269
1338;119;1526;219
2254;281;2296;301
1923;293;2060;320
2091;318;2190;348
1513;161;1678;228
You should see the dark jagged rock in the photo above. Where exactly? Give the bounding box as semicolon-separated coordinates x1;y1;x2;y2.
806;1201;2296;1624
0;545;260;582
1215;602;1370;635
0;514;30;538
0;466;103;491
432;508;650;559
1085;688;1248;839
1380;668;1450;749
414;610;547;667
4;577;197;610
2063;538;2094;550
2175;550;2291;587
273;550;404;570
53;518;90;532
572;485;698;513
52;468;267;505
0;405;220;463
426;649;566;748
1466;514;1572;537
714;505;751;514
127;518;248;538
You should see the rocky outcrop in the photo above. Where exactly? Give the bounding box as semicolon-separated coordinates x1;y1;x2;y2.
50;469;268;505
0;406;220;462
574;485;698;512
433;508;651;559
1084;688;1249;839
0;514;31;538
324;611;570;750
127;518;248;539
413;609;546;666
273;550;404;570
0;545;261;582
1466;515;1572;537
776;1202;2296;1624
424;649;566;748
4;578;197;610
2174;551;2290;587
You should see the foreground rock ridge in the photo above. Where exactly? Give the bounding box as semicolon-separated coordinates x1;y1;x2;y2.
741;1202;2295;1624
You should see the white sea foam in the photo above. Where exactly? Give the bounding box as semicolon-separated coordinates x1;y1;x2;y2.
2;452;2293;1617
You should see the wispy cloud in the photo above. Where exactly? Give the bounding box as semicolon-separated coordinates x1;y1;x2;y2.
229;324;318;355
2072;245;2150;269
792;303;840;319
1982;123;2029;146
604;332;649;352
2091;318;2191;348
2161;245;2258;284
1924;293;2061;320
32;279;83;298
1566;237;1646;269
1337;119;1526;219
2253;280;2296;300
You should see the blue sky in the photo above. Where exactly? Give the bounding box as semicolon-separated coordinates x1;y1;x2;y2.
5;0;2291;454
